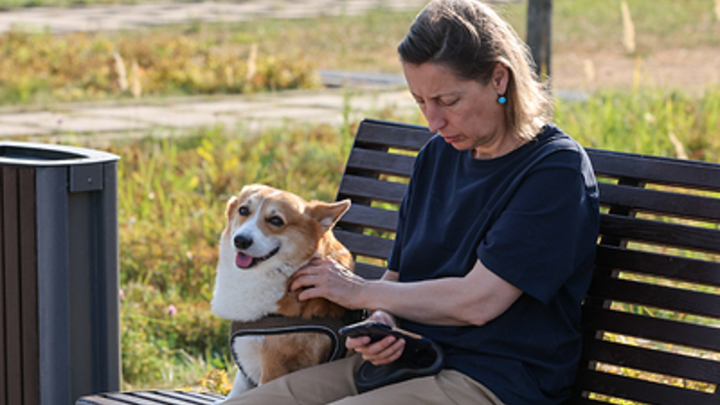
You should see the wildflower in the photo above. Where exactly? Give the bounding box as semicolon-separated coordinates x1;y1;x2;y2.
168;304;177;316
119;290;125;300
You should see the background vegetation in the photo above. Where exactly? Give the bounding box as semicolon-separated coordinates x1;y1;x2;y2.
3;0;719;397
2;0;718;106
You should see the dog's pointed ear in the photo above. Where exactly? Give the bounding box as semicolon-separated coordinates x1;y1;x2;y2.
308;199;351;232
225;196;240;220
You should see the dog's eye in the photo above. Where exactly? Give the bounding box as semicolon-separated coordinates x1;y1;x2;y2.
239;206;250;216
267;216;285;227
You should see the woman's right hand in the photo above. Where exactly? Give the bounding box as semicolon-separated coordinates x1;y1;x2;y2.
345;310;406;366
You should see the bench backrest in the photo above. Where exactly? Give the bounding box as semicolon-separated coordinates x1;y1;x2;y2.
334;118;720;405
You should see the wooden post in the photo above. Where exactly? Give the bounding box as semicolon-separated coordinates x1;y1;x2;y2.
526;0;552;81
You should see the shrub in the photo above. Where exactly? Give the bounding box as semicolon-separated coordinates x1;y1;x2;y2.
0;30;320;105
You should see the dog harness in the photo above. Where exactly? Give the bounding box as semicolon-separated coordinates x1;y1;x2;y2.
229;314;349;386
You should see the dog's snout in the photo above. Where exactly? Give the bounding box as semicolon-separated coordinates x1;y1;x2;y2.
234;234;253;250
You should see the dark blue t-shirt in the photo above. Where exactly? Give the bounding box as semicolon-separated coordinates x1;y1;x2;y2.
387;125;599;405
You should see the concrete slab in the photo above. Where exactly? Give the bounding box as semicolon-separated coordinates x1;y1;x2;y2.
57;116;150;133
0;111;149;133
0;123;52;137
0;112;67;131
0;85;423;136
168;100;276;114
237;106;338;120
277;94;345;109
80;105;221;128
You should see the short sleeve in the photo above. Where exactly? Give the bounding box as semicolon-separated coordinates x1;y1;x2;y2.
477;162;595;304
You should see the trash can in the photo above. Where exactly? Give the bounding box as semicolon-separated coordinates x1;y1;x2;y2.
0;141;121;405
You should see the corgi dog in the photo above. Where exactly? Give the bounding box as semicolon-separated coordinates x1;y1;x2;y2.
211;184;354;400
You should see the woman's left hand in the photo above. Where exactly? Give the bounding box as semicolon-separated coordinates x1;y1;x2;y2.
290;257;367;309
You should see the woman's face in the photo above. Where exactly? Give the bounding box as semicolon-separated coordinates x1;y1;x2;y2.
403;62;512;159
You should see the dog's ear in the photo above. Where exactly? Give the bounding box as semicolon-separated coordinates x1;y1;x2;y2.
307;199;351;232
225;196;240;220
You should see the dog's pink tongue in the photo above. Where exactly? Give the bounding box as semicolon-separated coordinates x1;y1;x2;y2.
236;252;253;268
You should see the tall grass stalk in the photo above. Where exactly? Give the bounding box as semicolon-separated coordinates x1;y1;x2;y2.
621;0;636;54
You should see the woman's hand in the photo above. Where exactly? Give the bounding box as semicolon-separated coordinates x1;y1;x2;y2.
345;311;405;366
292;263;406;364
290;257;367;309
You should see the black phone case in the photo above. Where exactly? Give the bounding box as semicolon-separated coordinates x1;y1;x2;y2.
339;320;445;393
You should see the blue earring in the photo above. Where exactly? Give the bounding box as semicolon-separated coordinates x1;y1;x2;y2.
498;95;507;105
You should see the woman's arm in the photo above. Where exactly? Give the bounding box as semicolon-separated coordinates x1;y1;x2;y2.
291;259;521;327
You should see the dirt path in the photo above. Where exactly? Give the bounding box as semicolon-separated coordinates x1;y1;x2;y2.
553;46;720;93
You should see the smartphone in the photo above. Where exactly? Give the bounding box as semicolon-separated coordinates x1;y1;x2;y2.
339;320;439;368
339;320;423;344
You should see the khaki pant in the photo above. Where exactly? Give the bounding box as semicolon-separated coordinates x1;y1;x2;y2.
223;354;505;405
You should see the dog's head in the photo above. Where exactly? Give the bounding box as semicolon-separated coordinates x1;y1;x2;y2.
221;184;350;273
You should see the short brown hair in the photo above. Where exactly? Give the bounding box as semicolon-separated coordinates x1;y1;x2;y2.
398;0;551;140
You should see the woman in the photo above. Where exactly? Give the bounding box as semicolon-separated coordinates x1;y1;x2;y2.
227;0;599;404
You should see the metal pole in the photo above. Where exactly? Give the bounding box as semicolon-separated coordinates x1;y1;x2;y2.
526;0;552;82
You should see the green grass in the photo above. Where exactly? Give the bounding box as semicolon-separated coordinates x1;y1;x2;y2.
554;87;720;161
502;0;720;52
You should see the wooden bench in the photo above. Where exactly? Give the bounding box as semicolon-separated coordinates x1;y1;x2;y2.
77;118;720;405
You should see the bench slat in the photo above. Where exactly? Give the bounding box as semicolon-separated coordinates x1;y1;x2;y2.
581;305;720;352
333;230;394;260
99;392;171;405
599;182;720;222
76;395;133;405
346;148;416;178
337;204;399;233
150;390;223;404
354;262;386;280
573;368;718;405
337;175;407;205
131;391;212;405
565;397;606;405
588;271;720;319
588;148;720;190
78;390;220;405
600;214;720;253
169;391;225;402
582;337;720;383
354;119;434;151
595;245;720;287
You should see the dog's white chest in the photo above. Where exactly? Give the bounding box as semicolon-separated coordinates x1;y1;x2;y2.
232;335;264;385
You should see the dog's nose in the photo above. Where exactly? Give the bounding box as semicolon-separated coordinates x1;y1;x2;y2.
234;234;253;250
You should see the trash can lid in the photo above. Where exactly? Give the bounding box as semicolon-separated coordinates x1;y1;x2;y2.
0;141;119;166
